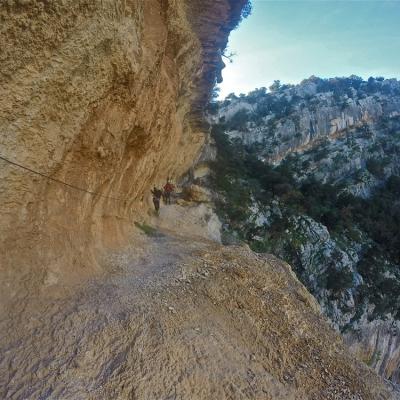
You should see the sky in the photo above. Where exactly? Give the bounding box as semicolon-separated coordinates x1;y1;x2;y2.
218;0;400;98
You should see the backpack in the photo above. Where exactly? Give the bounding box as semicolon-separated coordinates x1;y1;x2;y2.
164;183;174;193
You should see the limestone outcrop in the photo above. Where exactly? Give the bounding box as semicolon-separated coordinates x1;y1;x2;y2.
0;0;246;309
217;77;400;167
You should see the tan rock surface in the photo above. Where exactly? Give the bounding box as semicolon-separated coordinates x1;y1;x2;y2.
0;0;246;308
183;183;213;203
0;225;395;399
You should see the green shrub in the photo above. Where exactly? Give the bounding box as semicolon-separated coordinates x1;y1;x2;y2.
134;222;158;236
366;158;385;178
327;267;354;293
226;109;250;131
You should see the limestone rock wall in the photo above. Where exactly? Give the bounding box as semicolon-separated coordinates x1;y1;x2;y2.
345;318;400;383
218;78;400;165
0;0;246;309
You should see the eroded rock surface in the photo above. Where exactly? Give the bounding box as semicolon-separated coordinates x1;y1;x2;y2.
0;0;246;308
0;227;395;399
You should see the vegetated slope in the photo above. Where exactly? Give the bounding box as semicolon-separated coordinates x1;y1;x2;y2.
209;76;400;382
0;221;396;400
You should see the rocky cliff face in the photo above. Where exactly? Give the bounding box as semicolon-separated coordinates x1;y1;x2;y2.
209;77;400;383
0;0;247;310
217;76;400;164
216;77;400;198
1;5;398;398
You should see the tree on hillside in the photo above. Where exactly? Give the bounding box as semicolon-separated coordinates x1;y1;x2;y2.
269;80;281;92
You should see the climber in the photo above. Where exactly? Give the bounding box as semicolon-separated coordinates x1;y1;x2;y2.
151;186;163;214
163;178;175;205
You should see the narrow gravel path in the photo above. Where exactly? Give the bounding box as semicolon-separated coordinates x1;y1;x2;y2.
0;229;212;400
0;227;396;400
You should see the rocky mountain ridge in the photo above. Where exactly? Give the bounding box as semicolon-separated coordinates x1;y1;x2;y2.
218;77;400;152
209;76;400;383
216;76;400;196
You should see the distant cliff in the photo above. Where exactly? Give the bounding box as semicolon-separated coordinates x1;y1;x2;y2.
216;76;400;196
208;76;400;383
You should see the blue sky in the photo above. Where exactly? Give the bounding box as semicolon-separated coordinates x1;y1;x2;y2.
219;0;400;98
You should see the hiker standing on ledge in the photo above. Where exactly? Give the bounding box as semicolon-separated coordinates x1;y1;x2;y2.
151;186;163;214
163;178;175;205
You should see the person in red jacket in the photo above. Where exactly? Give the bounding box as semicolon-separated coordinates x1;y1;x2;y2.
163;178;175;205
